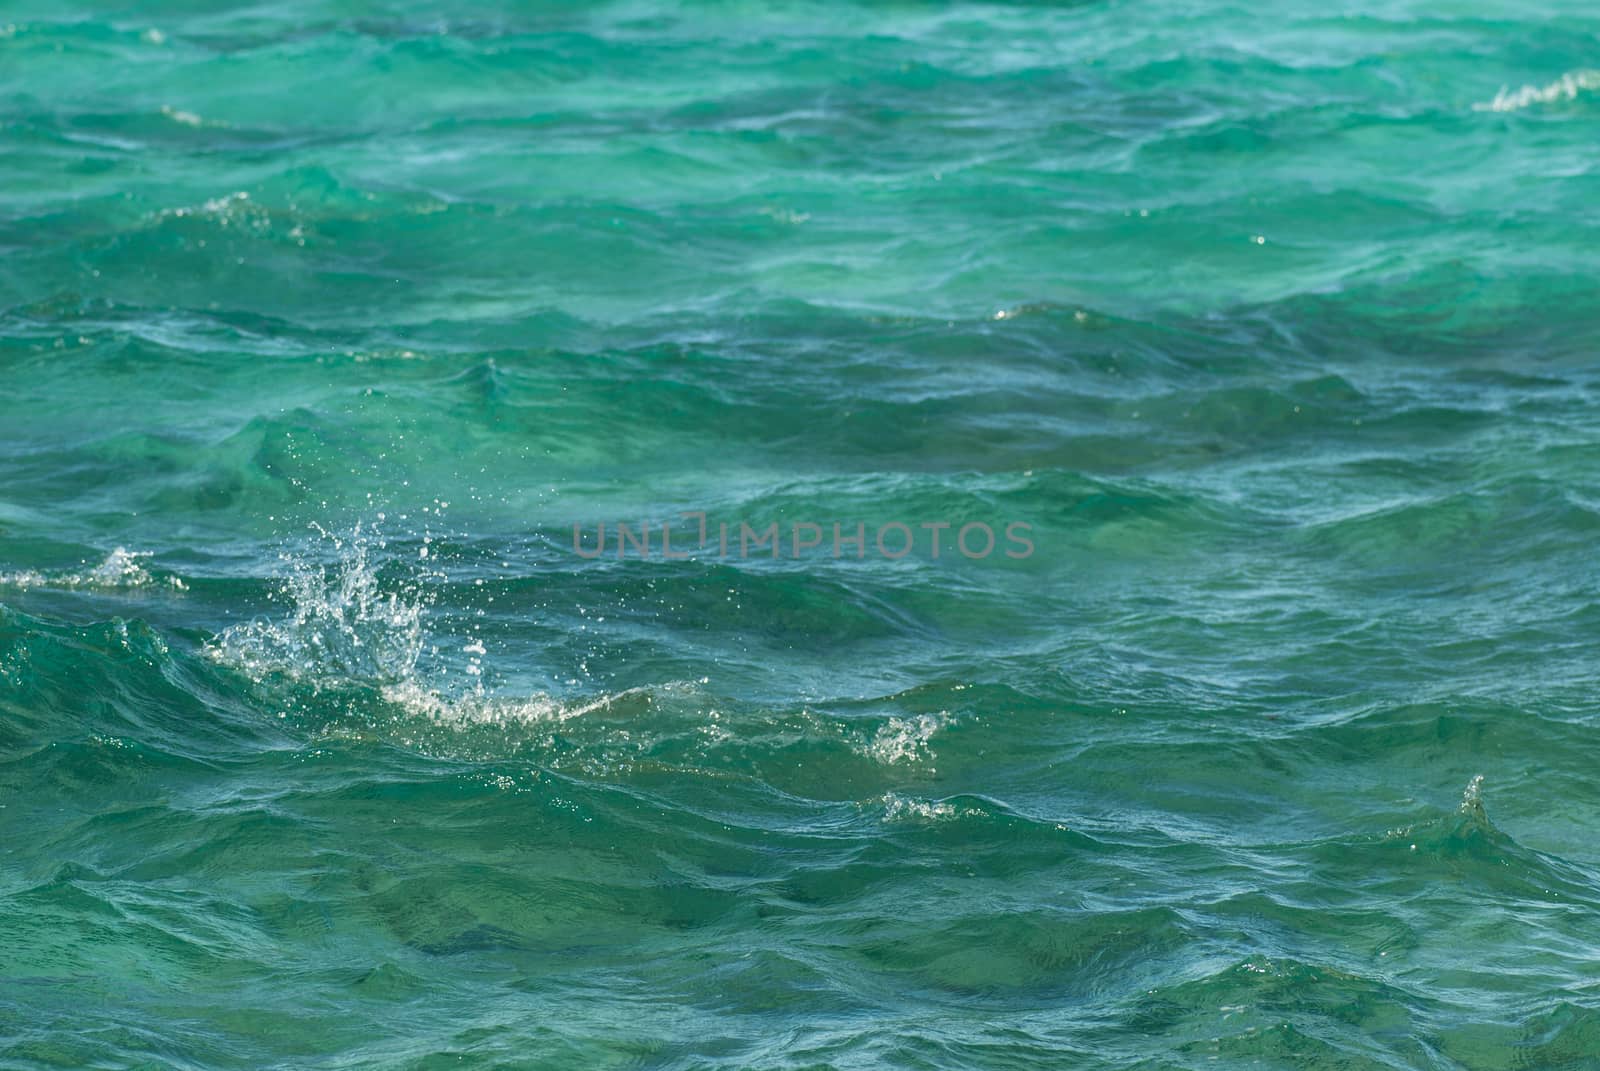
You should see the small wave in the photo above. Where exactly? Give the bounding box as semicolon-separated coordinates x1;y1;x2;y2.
879;792;984;823
1382;774;1493;846
0;548;187;592
1474;70;1600;113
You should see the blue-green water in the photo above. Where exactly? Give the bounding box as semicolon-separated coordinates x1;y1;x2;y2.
4;1;1600;1067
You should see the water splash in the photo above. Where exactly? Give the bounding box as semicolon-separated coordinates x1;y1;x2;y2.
861;712;951;767
1459;774;1487;821
208;522;427;685
205;521;588;731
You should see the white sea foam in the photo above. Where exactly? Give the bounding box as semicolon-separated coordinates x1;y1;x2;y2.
160;105;204;127
1474;70;1600;113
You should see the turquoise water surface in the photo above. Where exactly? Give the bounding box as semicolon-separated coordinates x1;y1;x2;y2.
4;1;1600;1067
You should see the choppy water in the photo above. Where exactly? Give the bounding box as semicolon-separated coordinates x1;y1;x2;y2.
5;2;1600;1067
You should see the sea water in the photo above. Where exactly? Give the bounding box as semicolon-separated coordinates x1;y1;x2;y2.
4;2;1600;1067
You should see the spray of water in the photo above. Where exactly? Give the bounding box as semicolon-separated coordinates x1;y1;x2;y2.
205;519;579;731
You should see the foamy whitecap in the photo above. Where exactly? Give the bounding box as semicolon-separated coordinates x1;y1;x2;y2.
1474;70;1600;113
0;547;187;591
160;105;204;127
